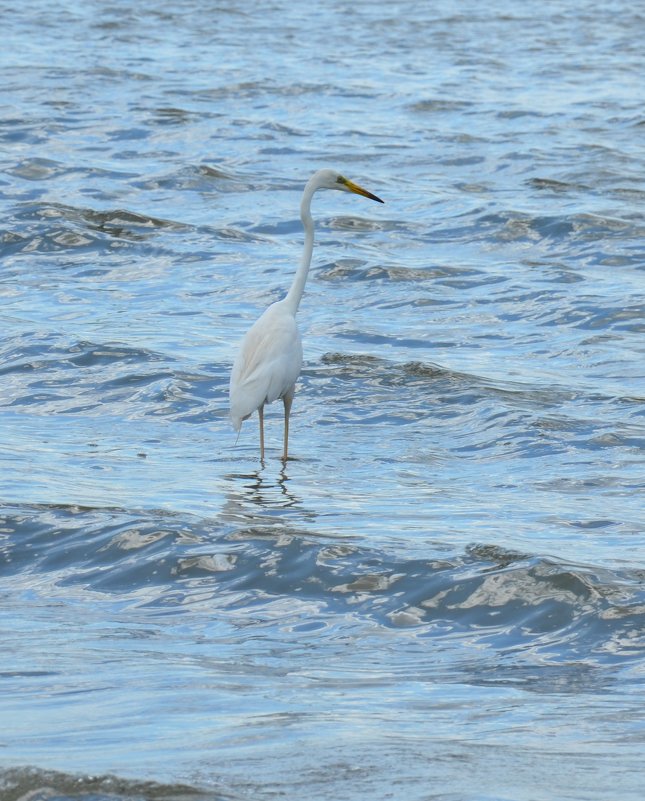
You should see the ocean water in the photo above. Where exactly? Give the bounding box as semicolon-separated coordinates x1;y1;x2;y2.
1;1;644;800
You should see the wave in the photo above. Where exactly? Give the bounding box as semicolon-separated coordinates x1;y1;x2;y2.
2;504;643;670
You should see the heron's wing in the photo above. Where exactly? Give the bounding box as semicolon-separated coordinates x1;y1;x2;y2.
229;304;302;426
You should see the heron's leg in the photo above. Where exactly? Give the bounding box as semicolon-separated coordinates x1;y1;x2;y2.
258;404;265;462
282;387;295;462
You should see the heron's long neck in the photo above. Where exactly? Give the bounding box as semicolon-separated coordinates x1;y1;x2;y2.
284;182;316;315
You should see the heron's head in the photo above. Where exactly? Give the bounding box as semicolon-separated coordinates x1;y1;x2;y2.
312;169;384;203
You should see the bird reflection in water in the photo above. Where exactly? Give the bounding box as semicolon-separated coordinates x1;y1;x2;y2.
221;467;314;534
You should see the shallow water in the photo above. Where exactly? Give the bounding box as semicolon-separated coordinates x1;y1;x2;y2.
1;1;644;800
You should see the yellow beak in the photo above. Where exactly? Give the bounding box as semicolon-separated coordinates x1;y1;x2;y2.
341;176;384;204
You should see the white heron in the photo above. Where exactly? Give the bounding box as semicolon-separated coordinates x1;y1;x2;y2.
229;168;384;462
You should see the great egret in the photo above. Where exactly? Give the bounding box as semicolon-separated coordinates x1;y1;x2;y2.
229;168;384;462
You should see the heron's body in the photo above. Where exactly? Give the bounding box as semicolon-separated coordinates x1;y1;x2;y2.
229;299;302;429
229;169;383;461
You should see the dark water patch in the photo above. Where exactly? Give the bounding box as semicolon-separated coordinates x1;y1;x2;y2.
328;214;388;233
534;474;645;494
496;107;550;120
201;79;305;102
307;355;644;463
528;176;592;194
0;337;170;377
131;163;258;197
520;258;586;284
0;331;227;422
409;98;476;114
613;184;645;200
466;661;614;694
150;106;199;126
316;353;577;409
6;158;91;183
2;202;189;256
261;120;308;137
191;223;271;245
472;210;645;248
0;337;195;417
318;258;485;285
480;212;575;243
0;766;227;801
564;302;645;333
58;204;186;235
486;290;645;334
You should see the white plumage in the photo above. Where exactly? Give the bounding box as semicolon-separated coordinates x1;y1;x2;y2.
229;168;383;461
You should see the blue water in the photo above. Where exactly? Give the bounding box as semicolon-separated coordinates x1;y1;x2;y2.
1;1;644;800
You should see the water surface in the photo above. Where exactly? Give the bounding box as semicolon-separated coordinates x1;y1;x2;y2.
1;1;644;800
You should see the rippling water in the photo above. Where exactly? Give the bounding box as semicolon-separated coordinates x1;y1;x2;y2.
1;1;644;800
